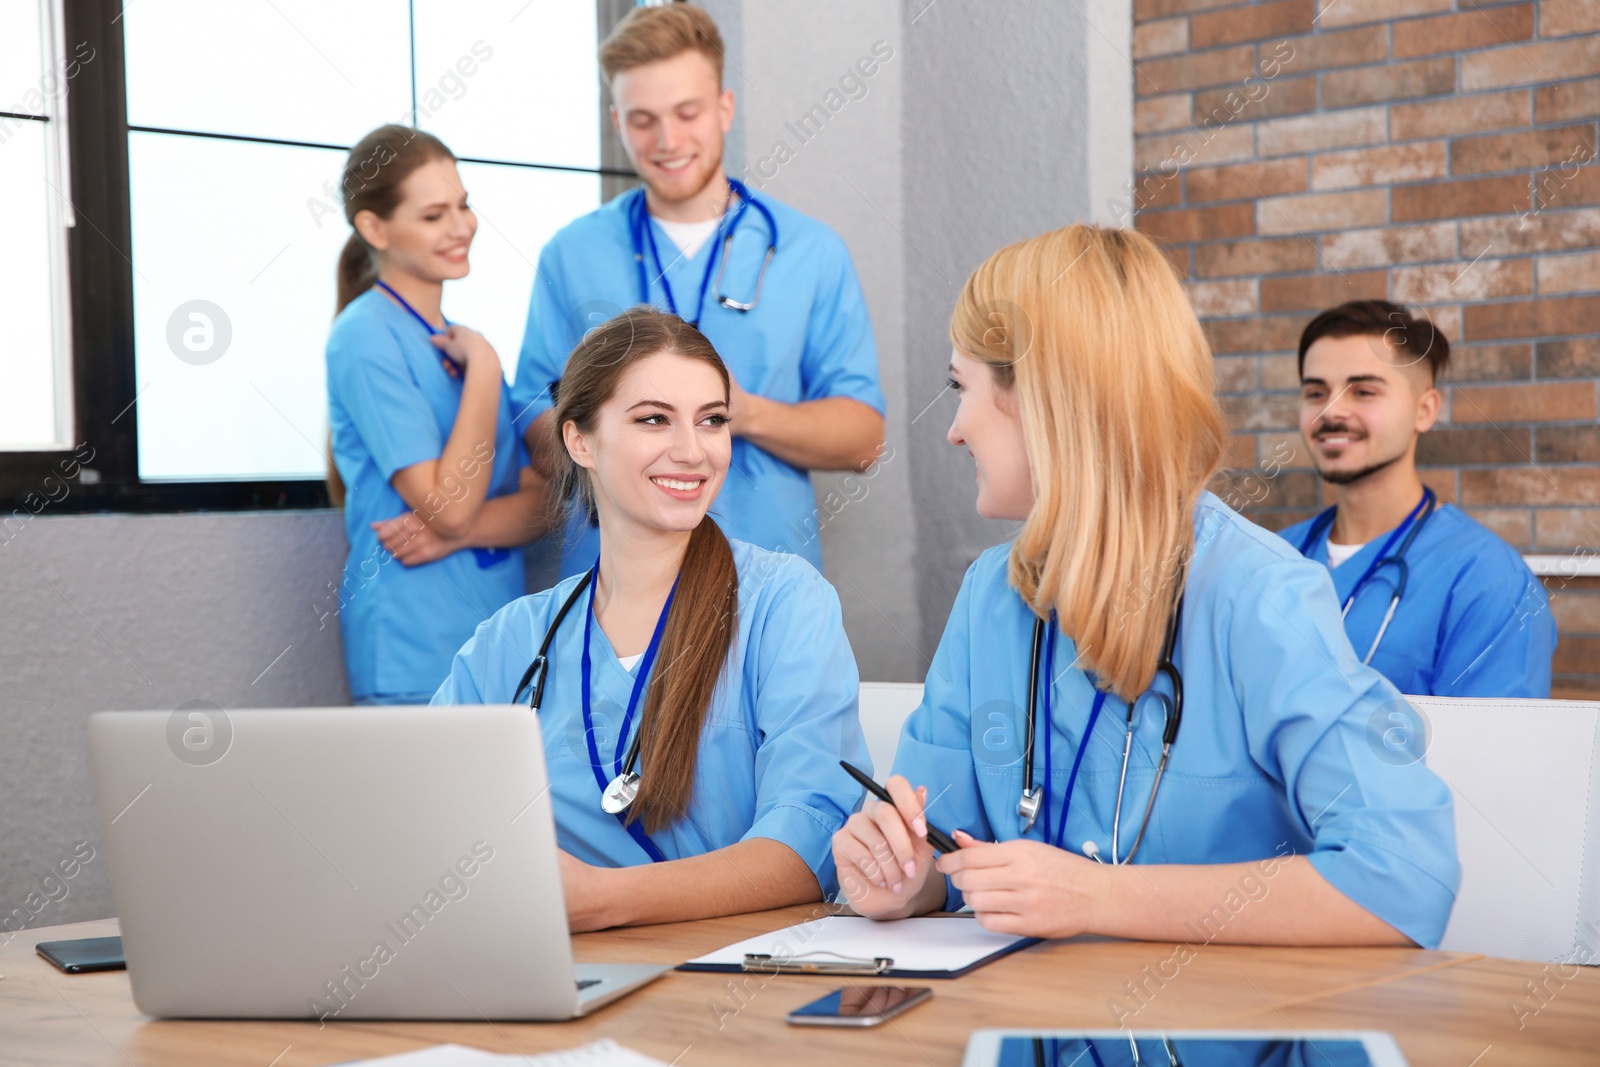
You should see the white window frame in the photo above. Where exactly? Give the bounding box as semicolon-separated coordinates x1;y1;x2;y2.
16;0;78;452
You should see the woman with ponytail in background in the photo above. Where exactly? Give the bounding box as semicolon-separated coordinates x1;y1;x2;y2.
433;307;869;931
327;125;546;705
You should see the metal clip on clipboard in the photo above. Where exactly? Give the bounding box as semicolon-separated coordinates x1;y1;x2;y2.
741;950;894;975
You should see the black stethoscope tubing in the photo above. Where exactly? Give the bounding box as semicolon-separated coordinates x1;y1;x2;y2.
1018;586;1185;865
510;569;650;798
512;569;593;713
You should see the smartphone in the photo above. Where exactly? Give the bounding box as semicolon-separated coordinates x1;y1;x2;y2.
787;985;933;1027
36;936;126;974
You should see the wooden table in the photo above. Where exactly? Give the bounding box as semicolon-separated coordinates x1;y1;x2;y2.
4;908;1597;1066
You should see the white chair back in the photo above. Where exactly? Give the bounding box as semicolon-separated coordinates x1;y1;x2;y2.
858;681;924;779
856;684;1600;964
1409;695;1600;964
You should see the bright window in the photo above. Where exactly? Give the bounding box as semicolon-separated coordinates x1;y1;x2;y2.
119;0;604;482
1;0;74;451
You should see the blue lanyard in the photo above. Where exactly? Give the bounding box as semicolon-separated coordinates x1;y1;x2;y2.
579;566;679;863
372;279;464;375
371;279;508;568
1034;613;1108;852
1301;488;1433;611
632;180;750;325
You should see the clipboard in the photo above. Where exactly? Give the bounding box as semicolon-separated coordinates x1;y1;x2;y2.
676;915;1039;979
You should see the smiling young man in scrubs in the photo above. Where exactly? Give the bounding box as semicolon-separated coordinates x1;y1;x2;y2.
510;3;886;577
1278;300;1554;697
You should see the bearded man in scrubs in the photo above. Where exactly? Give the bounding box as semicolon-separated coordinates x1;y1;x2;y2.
511;3;886;576
1279;300;1554;697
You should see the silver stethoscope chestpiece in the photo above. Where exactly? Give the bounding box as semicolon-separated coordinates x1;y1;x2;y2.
1017;787;1043;834
600;771;641;815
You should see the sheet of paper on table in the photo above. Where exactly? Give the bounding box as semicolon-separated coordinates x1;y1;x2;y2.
347;1040;670;1066
685;914;1029;974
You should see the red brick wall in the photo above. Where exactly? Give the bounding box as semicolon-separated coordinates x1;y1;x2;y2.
1130;0;1600;696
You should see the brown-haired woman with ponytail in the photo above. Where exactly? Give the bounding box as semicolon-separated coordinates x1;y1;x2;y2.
433;306;869;931
326;125;549;705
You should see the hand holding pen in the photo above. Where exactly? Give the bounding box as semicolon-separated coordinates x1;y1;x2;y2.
840;762;960;852
831;761;963;921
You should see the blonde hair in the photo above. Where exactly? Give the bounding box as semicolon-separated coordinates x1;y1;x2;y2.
949;225;1225;700
599;3;724;86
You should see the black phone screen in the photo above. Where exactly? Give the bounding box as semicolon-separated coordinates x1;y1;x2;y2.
36;936;126;974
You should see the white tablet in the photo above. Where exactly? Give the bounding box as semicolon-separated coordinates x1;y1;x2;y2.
961;1029;1409;1066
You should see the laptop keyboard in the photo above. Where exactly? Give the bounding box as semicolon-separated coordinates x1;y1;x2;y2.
577;978;602;990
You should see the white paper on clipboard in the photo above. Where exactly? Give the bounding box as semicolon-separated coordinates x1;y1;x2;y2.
682;915;1031;976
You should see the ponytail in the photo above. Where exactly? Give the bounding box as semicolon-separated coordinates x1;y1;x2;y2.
336;233;377;316
635;516;738;833
327;233;371;506
328;125;457;510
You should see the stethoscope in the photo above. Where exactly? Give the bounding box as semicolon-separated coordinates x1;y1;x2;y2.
630;175;778;324
1296;487;1436;664
1018;587;1184;866
510;566;679;862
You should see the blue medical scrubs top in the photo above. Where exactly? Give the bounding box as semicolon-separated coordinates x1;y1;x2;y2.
892;492;1461;949
1279;502;1555;698
326;289;528;700
509;187;886;576
430;536;870;895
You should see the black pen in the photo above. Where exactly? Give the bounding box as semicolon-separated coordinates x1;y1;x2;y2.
839;760;962;854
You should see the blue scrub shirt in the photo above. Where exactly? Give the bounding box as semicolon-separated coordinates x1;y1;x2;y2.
509;187;886;576
430;537;870;895
892;492;1461;949
326;289;528;700
1279;502;1555;698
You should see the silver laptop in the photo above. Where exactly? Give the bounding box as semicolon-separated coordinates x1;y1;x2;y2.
87;704;667;1020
